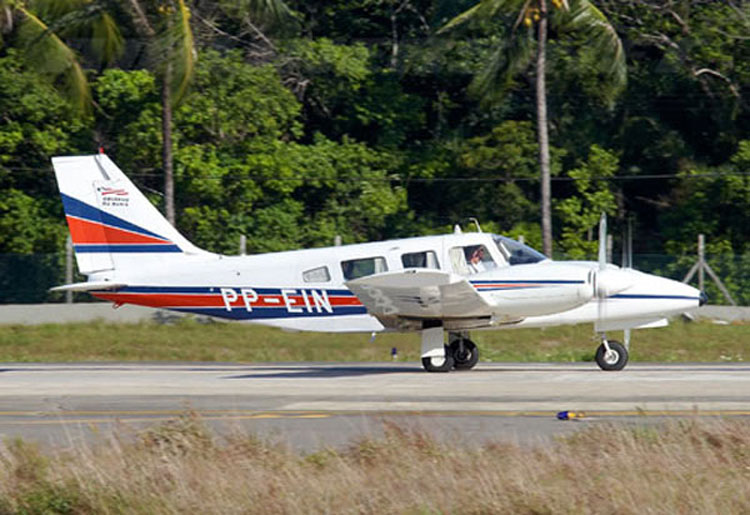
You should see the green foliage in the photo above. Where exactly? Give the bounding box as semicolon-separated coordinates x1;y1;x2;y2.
0;0;746;304
0;50;85;306
282;38;425;147
657;141;750;304
663;141;750;255
0;51;87;187
441;0;626;104
181;49;303;147
556;145;617;258
0;190;65;253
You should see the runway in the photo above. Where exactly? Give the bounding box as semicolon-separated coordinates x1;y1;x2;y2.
1;362;748;450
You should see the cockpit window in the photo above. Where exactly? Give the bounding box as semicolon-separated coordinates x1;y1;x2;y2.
449;245;496;275
493;235;547;265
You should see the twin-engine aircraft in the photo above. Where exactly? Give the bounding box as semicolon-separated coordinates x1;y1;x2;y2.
51;154;706;372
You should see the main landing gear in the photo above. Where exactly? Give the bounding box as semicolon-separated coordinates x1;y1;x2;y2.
421;328;479;372
595;333;629;371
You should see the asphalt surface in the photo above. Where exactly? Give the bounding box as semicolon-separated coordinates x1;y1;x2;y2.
1;362;748;451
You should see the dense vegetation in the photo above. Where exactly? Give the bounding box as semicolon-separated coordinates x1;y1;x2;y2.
0;0;747;303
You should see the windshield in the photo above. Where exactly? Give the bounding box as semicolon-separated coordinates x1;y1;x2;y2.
493;235;547;265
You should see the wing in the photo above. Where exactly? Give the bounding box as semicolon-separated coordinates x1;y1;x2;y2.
346;266;596;329
345;269;493;320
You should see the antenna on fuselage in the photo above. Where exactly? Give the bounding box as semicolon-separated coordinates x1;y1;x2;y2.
468;217;483;233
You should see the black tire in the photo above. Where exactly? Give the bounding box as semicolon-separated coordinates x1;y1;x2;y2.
421;345;455;372
595;341;628;371
449;339;479;370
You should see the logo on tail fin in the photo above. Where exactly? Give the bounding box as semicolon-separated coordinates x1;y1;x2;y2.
97;186;130;207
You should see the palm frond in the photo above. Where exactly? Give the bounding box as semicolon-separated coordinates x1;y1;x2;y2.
469;26;535;105
16;6;90;113
91;11;124;65
27;0;89;20
35;2;124;65
560;0;626;91
152;0;195;106
222;0;295;30
437;2;483;34
439;0;528;34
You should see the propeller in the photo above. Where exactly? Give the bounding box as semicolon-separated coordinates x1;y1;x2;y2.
593;213;633;332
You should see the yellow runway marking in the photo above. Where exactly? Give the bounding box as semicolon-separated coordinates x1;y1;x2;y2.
0;409;749;427
0;414;332;426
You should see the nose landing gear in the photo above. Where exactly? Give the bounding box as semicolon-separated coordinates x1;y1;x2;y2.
595;334;628;371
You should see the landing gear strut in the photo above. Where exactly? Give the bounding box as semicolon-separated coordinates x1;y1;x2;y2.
595;334;628;371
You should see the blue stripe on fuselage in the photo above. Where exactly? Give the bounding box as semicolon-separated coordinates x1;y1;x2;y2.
171;306;368;320
75;244;182;253
113;286;357;296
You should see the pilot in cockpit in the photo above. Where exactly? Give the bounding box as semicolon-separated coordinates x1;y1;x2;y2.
468;246;489;273
469;246;484;272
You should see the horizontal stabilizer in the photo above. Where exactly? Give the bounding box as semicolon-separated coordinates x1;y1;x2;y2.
346;269;492;319
50;281;127;293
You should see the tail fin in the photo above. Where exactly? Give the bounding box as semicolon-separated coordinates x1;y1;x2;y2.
52;154;207;275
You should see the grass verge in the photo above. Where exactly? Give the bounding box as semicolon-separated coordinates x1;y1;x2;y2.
1;414;749;513
0;318;747;363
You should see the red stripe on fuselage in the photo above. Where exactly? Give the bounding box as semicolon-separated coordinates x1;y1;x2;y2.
93;292;362;309
66;216;171;245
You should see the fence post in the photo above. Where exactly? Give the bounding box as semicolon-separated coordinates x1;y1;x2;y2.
698;234;705;292
239;235;247;256
682;233;736;306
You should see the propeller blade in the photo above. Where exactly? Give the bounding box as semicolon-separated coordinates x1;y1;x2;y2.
598;212;607;271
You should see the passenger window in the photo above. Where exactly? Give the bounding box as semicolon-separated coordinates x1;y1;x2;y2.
341;257;388;280
451;245;496;275
401;251;440;269
303;266;331;283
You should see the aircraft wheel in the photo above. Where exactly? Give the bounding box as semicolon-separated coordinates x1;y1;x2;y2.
450;339;479;370
595;341;628;371
422;346;454;372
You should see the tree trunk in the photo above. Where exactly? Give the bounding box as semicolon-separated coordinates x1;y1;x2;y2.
536;0;552;257
162;61;175;226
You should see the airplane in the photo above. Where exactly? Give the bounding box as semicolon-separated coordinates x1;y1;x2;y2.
50;153;707;372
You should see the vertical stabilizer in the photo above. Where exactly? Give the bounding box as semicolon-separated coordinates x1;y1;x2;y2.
52;154;207;275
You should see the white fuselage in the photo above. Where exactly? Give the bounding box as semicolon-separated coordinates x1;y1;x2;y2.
90;232;702;334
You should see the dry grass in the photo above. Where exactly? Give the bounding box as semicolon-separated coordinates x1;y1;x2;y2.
1;414;749;513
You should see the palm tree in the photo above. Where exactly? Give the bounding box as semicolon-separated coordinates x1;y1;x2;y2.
120;0;195;226
441;0;626;257
116;0;292;226
0;0;123;114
